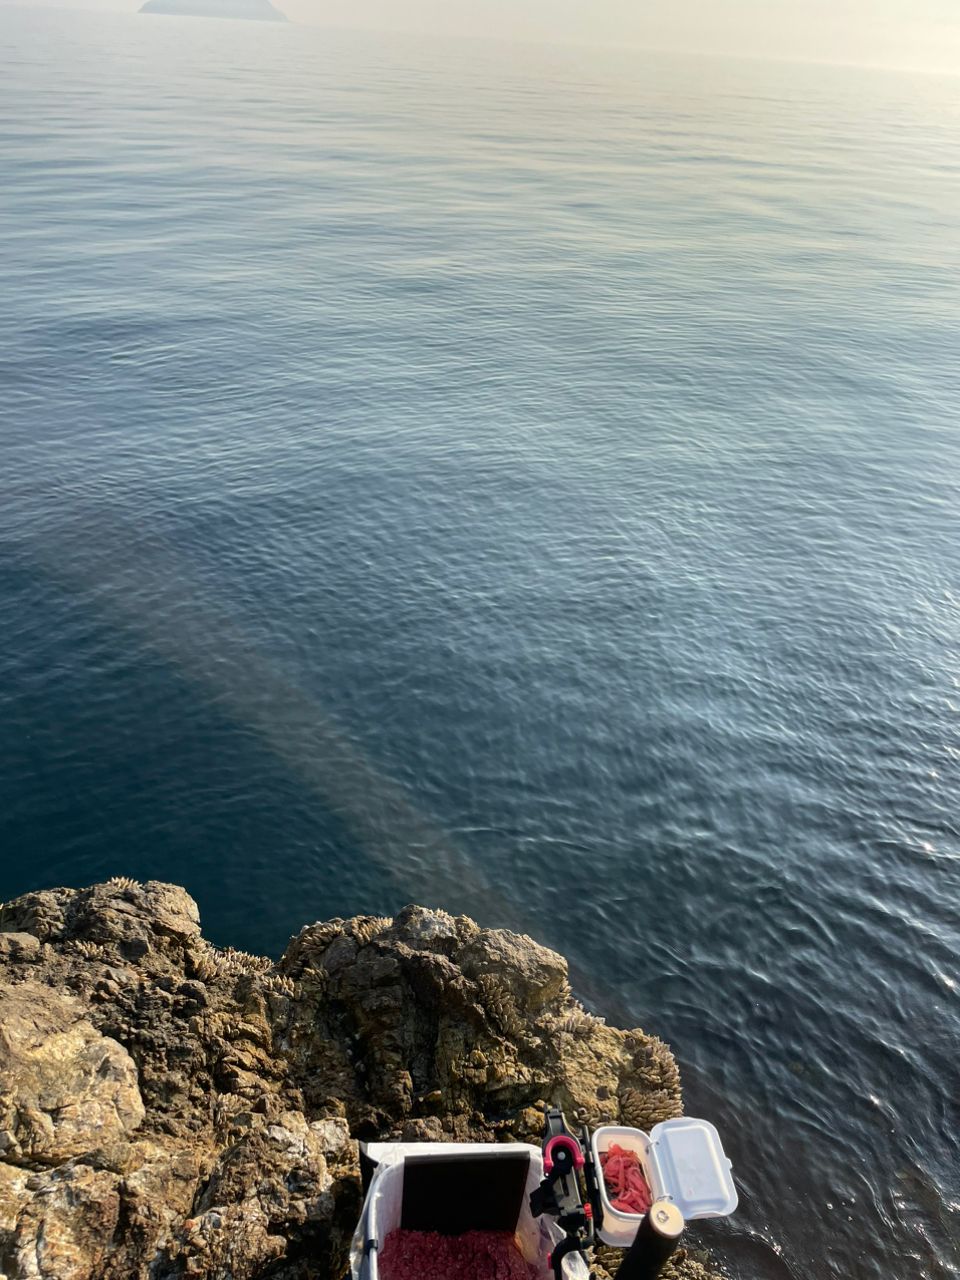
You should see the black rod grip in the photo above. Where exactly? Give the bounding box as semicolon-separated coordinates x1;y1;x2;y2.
615;1202;685;1280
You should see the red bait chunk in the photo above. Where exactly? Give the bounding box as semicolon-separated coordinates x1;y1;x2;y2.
379;1229;545;1280
599;1144;652;1216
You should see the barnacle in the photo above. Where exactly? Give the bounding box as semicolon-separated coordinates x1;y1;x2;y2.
216;946;272;976
350;916;391;947
72;940;104;959
264;973;299;998
476;973;523;1038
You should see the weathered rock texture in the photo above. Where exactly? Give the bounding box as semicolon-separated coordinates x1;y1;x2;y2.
0;881;717;1280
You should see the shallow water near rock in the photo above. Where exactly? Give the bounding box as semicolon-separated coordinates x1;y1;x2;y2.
1;10;959;1279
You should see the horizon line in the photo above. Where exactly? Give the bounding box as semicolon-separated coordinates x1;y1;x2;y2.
4;1;959;80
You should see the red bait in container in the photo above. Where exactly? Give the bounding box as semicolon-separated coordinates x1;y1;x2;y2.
378;1229;545;1280
599;1144;652;1215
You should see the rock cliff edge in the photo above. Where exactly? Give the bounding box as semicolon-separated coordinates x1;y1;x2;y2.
0;880;717;1279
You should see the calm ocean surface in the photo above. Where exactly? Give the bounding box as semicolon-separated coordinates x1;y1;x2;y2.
1;8;959;1276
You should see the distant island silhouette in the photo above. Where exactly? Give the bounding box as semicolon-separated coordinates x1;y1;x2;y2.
140;0;287;20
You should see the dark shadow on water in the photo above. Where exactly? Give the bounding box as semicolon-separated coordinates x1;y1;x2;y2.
705;1222;801;1280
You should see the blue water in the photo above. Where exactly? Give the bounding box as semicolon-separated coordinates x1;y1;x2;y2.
1;9;959;1277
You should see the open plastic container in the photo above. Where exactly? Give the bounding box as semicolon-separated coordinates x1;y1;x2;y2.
351;1142;590;1280
591;1120;737;1248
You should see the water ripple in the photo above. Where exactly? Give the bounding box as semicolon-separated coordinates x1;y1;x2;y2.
2;12;960;1278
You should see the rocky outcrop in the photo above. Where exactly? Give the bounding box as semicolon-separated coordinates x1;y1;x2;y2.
0;881;716;1279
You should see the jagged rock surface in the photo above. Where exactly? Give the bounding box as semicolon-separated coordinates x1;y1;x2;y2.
0;881;716;1279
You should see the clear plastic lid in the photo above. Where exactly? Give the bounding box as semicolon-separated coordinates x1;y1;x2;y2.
648;1118;737;1219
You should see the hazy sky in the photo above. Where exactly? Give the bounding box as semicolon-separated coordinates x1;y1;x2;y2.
10;0;960;73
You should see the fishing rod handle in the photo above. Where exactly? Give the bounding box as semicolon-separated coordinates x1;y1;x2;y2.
614;1201;685;1280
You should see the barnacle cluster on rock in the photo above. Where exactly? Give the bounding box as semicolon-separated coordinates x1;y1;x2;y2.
106;875;140;891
